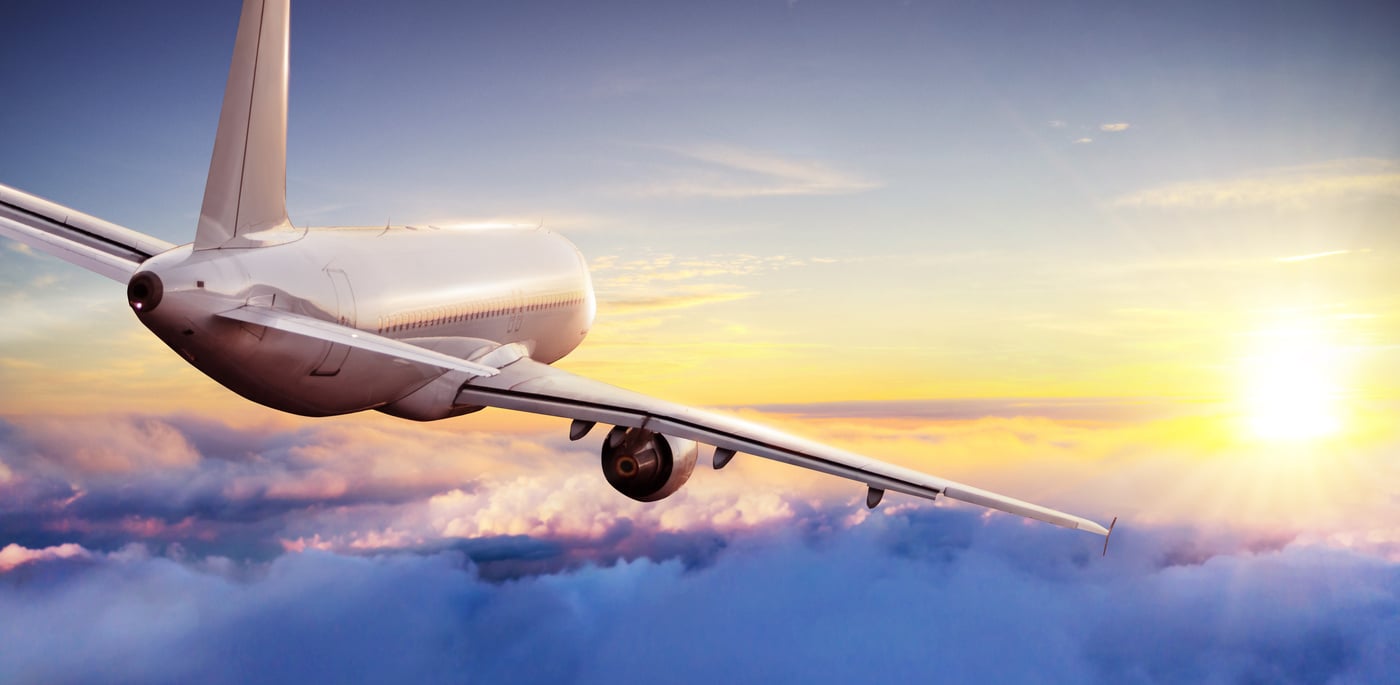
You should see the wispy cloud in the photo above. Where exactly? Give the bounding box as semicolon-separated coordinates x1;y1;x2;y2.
1112;159;1400;210
602;290;755;315
1073;137;1093;144
1276;249;1358;263
587;252;829;317
624;144;879;199
591;252;822;285
1099;122;1131;132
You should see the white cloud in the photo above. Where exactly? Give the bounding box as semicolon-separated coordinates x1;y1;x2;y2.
1099;122;1131;132
1047;120;1067;128
625;144;879;198
426;473;794;540
1073;138;1093;145
1112;159;1400;210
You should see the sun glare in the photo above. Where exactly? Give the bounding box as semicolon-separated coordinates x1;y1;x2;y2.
1241;324;1346;441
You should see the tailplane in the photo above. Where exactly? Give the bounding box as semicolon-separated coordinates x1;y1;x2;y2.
195;0;296;250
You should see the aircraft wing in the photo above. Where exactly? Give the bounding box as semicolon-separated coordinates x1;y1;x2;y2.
455;345;1112;536
0;183;175;281
209;306;1109;537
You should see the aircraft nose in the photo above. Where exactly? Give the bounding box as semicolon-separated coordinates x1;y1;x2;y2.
127;271;164;313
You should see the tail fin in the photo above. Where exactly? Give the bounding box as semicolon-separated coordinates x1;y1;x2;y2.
195;0;295;250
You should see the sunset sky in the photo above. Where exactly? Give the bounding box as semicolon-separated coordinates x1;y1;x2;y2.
2;1;1398;682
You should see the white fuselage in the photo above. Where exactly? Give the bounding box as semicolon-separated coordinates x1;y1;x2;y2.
134;225;595;417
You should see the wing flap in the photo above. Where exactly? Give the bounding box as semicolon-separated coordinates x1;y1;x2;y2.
0;183;175;281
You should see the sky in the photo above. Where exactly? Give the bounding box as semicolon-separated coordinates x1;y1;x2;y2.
1;0;1398;682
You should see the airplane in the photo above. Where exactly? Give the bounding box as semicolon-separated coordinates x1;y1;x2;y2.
0;0;1114;544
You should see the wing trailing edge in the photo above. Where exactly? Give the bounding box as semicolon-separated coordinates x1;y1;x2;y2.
0;183;175;281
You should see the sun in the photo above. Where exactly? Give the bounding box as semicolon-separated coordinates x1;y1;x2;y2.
1240;324;1345;441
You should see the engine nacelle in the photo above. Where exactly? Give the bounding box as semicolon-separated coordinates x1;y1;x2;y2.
601;426;698;502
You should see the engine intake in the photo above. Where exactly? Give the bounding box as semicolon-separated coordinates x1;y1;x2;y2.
601;426;698;502
127;271;163;314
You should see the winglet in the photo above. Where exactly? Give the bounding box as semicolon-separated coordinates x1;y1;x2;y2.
195;0;295;250
1101;516;1118;557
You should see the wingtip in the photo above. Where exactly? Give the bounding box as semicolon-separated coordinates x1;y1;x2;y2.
1101;516;1118;557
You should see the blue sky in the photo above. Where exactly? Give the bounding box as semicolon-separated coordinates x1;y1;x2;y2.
2;1;1399;682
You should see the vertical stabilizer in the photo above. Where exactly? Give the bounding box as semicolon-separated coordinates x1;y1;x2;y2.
194;0;294;250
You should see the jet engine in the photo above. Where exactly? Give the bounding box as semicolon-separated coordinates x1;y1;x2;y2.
600;426;698;502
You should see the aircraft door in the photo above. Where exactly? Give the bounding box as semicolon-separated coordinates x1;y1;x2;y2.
311;268;356;376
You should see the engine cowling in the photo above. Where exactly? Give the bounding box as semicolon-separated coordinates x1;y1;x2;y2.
601;426;698;502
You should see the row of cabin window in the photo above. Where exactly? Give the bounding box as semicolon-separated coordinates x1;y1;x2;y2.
379;294;585;334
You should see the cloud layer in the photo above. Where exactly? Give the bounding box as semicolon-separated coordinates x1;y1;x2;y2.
2;405;1397;683
1;510;1396;685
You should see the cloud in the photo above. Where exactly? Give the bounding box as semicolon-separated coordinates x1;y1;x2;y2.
1074;137;1093;144
601;290;755;315
624;144;879;198
586;252;830;319
9;416;200;473
0;512;1396;684
0;542;89;572
1112;159;1400;210
0;415;584;556
1276;249;1358;263
591;252;824;286
1099;122;1131;132
4;395;1397;564
1048;120;1067;128
741;397;1190;423
0;399;1397;683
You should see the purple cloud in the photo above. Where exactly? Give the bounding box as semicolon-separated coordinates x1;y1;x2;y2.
0;511;1395;684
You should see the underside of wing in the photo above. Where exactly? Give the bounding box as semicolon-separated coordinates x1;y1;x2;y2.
0;183;175;281
454;354;1112;536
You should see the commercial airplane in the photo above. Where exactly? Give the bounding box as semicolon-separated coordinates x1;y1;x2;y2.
0;0;1113;542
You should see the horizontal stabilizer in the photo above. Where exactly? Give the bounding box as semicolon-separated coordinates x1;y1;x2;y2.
0;183;175;281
